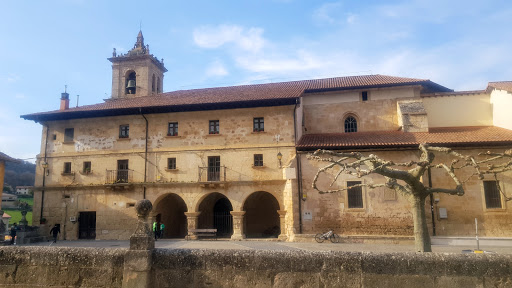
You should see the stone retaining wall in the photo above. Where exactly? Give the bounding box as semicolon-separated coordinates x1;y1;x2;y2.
0;247;511;287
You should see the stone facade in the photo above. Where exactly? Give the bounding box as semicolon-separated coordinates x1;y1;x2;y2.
25;32;512;242
33;105;296;240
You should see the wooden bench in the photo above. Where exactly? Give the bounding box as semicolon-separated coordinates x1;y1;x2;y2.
186;229;217;240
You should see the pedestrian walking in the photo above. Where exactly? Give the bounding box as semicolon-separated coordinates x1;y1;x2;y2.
50;224;60;243
160;223;165;239
9;223;17;245
153;221;158;241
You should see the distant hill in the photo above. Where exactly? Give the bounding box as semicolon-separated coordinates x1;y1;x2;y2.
3;161;36;191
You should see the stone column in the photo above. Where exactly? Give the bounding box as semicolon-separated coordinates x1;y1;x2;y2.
230;211;246;240
122;199;154;288
277;210;288;241
184;212;201;240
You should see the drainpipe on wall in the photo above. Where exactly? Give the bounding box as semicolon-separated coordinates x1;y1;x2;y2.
40;123;49;224
293;99;303;234
140;109;148;199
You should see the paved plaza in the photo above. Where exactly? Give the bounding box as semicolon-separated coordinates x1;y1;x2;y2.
21;239;512;254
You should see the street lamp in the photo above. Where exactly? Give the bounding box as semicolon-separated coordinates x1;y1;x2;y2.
277;152;283;168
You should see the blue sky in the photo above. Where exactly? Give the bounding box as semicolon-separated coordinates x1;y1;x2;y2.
1;0;511;161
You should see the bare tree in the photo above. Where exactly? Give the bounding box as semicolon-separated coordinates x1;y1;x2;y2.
308;144;512;252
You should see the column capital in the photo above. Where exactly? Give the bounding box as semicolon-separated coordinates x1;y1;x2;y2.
184;212;201;217
230;211;246;217
277;210;287;217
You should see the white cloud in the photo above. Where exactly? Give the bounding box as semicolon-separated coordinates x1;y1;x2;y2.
205;60;228;77
312;2;344;25
193;25;265;52
7;74;20;83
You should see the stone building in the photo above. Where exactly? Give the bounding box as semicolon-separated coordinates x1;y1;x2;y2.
22;32;512;241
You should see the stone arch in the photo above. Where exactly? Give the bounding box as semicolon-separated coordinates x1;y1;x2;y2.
125;70;136;95
153;193;188;238
197;192;233;238
242;191;281;238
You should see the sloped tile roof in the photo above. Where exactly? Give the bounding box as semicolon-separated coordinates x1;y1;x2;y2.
488;81;512;93
0;152;20;163
21;74;451;122
297;126;512;150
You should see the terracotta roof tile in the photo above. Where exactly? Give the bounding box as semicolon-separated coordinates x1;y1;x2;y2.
0;152;20;163
488;81;512;93
21;74;450;121
297;126;512;150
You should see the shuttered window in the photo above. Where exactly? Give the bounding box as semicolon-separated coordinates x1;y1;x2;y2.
347;181;363;208
484;181;502;209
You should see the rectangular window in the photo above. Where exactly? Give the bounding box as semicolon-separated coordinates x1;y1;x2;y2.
254;154;264;166
83;161;92;174
209;120;219;134
63;162;72;174
52;134;57;140
361;91;368;101
64;128;74;142
253;117;264;132
119;124;129;138
347;181;363;208
167;158;176;170
168;122;178;136
484;181;502;209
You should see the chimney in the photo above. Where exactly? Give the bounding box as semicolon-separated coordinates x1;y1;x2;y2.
60;87;69;111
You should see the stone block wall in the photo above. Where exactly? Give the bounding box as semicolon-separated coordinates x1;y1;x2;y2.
0;247;124;287
1;247;511;287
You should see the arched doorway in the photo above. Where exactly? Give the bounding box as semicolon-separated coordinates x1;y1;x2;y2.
154;193;188;238
243;191;280;238
198;193;233;238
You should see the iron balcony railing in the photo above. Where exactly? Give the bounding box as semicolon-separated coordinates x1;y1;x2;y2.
198;166;226;182
105;169;133;184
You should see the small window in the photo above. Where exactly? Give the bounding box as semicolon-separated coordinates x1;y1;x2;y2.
157;77;161;93
167;158;176;170
484;181;502;209
254;154;264;166
64;128;74;142
52;134;57;140
63;162;72;174
168;122;178;136
119;125;129;138
361;91;368;101
253;117;264;132
152;74;156;93
83;161;91;174
347;181;363;208
344;116;357;133
209;120;219;134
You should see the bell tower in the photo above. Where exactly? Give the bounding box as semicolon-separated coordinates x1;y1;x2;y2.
108;30;167;99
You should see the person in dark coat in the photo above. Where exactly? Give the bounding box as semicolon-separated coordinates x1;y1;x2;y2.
50;224;60;243
9;223;17;245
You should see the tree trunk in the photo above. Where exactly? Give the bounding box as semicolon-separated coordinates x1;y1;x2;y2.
411;196;432;252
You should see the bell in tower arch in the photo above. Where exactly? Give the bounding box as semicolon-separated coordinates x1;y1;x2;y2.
125;72;136;94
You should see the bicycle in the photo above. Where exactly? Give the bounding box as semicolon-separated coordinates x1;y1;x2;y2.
315;229;341;243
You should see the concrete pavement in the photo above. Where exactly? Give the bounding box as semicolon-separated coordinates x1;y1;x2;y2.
21;239;512;254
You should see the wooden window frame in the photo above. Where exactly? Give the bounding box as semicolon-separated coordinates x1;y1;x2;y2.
167;158;177;170
168;122;179;136
119;124;130;139
64;128;74;142
209;120;219;135
63;162;72;174
253;154;264;167
253;117;264;132
345;180;365;211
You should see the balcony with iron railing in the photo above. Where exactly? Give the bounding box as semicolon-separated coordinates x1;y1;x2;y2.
198;166;226;183
105;169;133;185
